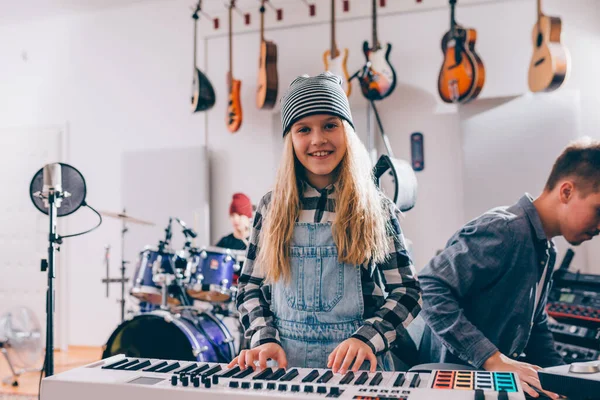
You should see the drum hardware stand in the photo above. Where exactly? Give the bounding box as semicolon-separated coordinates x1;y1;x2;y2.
100;209;131;322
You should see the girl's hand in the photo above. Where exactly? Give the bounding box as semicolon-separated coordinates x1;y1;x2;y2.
327;338;377;374
227;343;288;370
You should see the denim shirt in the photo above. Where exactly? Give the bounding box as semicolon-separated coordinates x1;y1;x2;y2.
418;194;565;368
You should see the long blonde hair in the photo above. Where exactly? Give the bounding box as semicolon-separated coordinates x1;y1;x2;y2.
257;120;391;283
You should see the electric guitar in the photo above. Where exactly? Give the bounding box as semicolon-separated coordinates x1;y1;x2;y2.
256;0;278;110
191;1;215;112
226;0;242;133
323;0;351;97
438;0;485;103
358;0;396;101
528;0;569;93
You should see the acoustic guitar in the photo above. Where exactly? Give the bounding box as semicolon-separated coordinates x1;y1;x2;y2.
528;0;569;93
191;1;215;112
226;0;242;133
256;0;278;110
438;0;485;104
323;0;351;97
358;0;396;101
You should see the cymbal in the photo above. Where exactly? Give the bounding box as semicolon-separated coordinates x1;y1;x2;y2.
99;210;155;226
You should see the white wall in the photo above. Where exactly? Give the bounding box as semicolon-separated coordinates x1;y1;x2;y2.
0;0;598;346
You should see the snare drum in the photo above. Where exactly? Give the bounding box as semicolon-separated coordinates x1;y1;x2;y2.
130;246;185;306
186;247;241;303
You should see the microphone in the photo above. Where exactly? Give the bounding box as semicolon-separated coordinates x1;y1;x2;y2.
40;163;71;208
176;217;198;239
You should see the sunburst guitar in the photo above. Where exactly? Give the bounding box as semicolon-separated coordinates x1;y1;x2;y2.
438;0;484;104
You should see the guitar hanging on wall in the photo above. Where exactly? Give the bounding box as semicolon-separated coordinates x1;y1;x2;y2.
528;0;569;93
191;1;215;112
226;0;242;133
358;0;396;101
323;0;351;97
256;0;278;110
438;0;485;104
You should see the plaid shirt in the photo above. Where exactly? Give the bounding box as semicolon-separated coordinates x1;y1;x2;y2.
236;181;422;355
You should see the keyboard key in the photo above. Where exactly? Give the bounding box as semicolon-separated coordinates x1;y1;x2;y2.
252;368;274;380
279;369;299;382
339;371;355;385
174;363;197;374
143;361;168;372
124;360;151;371
369;372;383;386
409;373;421;388
393;373;405;387
155;362;181;373
102;358;129;369
317;370;333;383
302;370;320;383
114;360;140;370
219;366;241;378
268;368;287;381
232;368;255;379
354;372;369;385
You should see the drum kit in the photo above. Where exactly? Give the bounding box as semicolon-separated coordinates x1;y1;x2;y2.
99;210;247;364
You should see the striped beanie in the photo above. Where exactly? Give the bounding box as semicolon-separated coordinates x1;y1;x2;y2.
280;72;354;136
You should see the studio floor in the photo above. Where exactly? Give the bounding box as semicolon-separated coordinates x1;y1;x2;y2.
0;347;101;399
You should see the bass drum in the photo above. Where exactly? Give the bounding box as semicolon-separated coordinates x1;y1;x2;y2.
102;310;235;363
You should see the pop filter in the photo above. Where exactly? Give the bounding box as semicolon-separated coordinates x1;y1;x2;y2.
29;163;86;217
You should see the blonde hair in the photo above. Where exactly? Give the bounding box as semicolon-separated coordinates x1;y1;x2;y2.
257;120;391;283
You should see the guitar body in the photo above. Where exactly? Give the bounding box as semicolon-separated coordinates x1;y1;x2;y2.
323;48;351;96
528;15;568;93
227;74;242;133
438;27;484;103
191;67;216;112
256;40;279;109
359;41;397;101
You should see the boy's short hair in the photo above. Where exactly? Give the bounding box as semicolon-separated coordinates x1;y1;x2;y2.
545;137;600;194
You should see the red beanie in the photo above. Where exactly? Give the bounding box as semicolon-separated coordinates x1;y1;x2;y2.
229;193;252;218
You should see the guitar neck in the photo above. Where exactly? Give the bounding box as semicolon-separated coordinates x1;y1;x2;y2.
372;0;379;49
537;0;542;18
193;15;198;67
228;3;233;82
260;2;265;42
330;0;337;56
449;0;456;34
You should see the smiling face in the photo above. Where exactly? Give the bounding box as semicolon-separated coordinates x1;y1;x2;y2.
289;114;347;189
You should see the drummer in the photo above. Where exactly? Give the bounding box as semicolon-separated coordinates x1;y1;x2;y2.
216;193;253;283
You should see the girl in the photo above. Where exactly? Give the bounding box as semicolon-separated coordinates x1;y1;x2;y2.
230;72;421;374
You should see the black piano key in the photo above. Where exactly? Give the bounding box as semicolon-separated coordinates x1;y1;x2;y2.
252;368;274;380
143;361;168;372
279;369;299;382
219;366;241;378
202;365;222;377
124;360;151;371
301;369;320;383
232;367;255;379
114;360;140;370
317;370;334;383
102;358;129;369
369;372;383;386
354;372;369;385
156;362;181;373
393;373;405;387
189;364;210;375
339;371;355;385
409;373;421;388
174;363;198;374
268;368;287;381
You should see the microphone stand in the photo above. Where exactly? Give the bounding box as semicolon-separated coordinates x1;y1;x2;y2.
44;191;62;377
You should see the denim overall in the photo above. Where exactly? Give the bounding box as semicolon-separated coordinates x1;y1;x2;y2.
271;223;393;370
